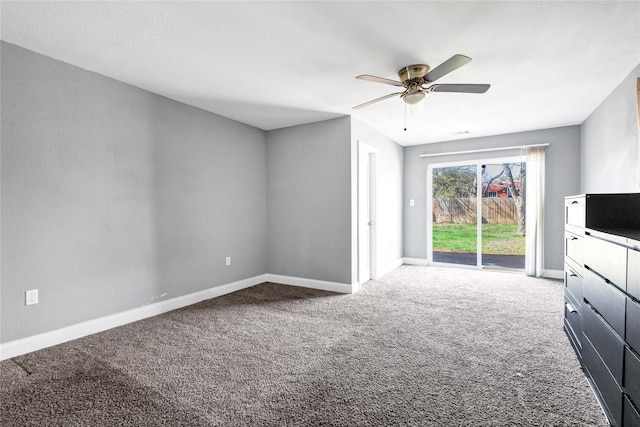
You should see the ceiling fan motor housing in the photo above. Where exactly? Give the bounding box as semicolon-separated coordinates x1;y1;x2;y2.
398;64;431;83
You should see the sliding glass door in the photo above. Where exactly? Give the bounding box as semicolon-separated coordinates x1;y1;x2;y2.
480;162;525;269
430;164;478;266
428;157;525;270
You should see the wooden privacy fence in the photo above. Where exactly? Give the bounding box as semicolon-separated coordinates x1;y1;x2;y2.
433;197;518;224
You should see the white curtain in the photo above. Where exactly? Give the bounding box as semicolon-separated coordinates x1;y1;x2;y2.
525;146;546;277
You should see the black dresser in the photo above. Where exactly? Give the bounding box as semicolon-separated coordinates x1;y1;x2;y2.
564;193;640;426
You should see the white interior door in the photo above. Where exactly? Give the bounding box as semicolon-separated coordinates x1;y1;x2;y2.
358;142;377;284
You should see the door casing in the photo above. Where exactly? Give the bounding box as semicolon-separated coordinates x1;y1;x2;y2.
358;141;377;284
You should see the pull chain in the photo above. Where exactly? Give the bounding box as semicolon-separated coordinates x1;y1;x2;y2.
404;102;407;131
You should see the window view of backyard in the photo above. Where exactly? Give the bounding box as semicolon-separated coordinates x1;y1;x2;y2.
431;162;525;269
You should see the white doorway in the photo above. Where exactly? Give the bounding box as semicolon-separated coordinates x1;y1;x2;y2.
358;141;377;284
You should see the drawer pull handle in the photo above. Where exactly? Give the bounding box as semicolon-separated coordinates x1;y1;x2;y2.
565;303;577;313
571;201;578;204
570;237;578;241
568;270;577;277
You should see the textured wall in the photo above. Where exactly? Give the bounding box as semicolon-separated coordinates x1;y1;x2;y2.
403;126;581;272
266;117;353;285
1;42;268;342
581;64;640;193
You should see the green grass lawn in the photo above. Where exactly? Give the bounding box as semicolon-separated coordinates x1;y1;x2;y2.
432;222;525;255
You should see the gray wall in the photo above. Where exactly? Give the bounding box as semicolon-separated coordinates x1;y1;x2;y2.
404;126;581;272
9;37;630;345
1;42;268;343
581;64;640;193
351;118;404;275
266;117;353;284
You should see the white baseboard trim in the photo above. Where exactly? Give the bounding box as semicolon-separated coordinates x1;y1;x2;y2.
402;257;429;266
375;258;405;279
266;274;354;294
543;269;564;280
0;274;268;361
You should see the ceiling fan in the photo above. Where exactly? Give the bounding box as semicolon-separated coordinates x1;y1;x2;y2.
353;54;490;111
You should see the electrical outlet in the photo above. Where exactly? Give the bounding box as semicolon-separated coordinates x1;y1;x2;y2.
25;289;38;305
225;256;231;266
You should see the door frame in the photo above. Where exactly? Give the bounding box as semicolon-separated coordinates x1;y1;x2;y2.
427;155;523;269
358;141;377;284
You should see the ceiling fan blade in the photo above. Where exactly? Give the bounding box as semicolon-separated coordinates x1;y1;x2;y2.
356;74;404;87
424;54;472;83
352;92;404;109
430;83;490;93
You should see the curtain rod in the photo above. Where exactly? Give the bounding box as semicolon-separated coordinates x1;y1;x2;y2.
419;143;549;158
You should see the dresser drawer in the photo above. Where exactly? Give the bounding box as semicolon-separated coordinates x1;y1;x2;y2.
565;232;584;267
565;297;582;351
584;268;627;337
582;304;624;386
565;264;583;309
566;196;586;228
624;395;640;427
626;347;640;409
583;335;623;426
584;235;628;289
628;298;640;353
629;249;640;300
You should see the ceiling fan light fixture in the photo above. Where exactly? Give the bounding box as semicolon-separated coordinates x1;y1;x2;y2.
403;91;427;105
409;100;426;115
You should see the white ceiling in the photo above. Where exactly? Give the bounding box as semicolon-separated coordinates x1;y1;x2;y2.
1;1;639;146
